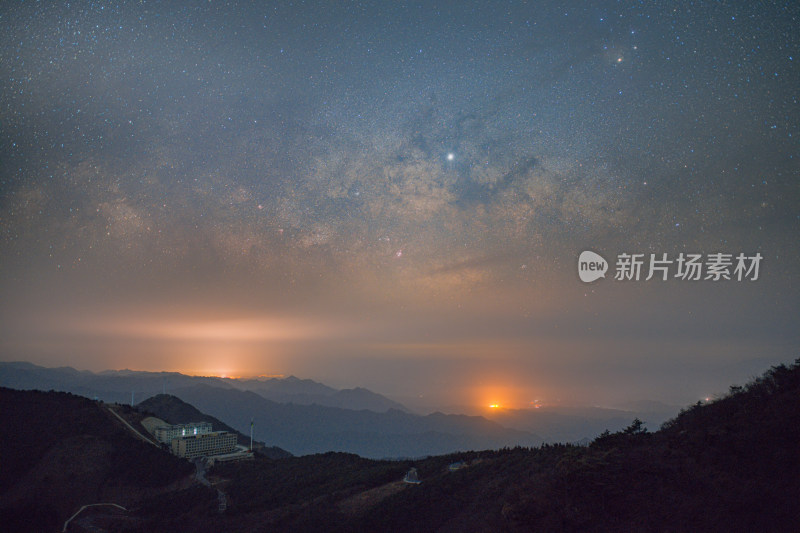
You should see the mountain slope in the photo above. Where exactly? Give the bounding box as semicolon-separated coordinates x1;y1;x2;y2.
136;393;292;459
0;388;203;532
353;359;800;532
198;359;799;532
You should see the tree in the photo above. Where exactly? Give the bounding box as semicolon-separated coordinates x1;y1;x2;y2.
623;418;646;435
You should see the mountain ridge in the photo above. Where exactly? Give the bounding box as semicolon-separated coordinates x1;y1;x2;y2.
0;361;681;455
170;383;542;458
0;361;406;413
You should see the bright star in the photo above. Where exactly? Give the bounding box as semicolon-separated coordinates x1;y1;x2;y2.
447;153;454;161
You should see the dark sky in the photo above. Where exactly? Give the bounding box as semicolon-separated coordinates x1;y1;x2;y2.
1;1;798;412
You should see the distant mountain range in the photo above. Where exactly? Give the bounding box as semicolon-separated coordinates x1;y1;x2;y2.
0;361;234;404
0;362;678;457
169;383;542;458
0;361;406;413
0;362;542;457
231;375;409;412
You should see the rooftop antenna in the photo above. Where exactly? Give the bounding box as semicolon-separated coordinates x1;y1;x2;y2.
250;417;254;452
131;390;134;406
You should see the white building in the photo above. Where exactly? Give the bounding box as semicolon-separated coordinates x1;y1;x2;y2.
171;431;237;459
153;421;212;444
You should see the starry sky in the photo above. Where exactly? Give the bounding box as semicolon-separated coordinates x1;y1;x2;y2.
1;1;798;412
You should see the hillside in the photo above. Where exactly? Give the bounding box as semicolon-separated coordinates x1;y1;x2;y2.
137;394;292;459
198;359;800;531
1;360;797;531
354;359;800;532
0;388;204;532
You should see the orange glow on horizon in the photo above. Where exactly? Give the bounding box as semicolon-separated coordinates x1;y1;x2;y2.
178;368;277;380
470;382;538;412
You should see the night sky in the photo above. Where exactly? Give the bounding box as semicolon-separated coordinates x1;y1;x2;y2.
1;1;798;412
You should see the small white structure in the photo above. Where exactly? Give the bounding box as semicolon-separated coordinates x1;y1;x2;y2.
403;467;421;484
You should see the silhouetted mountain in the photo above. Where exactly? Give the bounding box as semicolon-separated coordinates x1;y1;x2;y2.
0;362;407;413
0;361;233;404
0;362;540;457
136;394;292;459
0;361;95;391
234;375;337;396
333;387;410;412
0;388;205;533
170;384;542;458
229;376;410;412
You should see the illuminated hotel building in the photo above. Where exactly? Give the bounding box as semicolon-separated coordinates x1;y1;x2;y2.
154;421;212;444
171;431;238;459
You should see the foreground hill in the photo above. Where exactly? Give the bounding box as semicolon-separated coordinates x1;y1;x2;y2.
0;388;205;532
137;393;292;459
190;359;798;532
361;360;800;532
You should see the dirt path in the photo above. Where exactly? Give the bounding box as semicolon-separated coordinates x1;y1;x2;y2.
337;480;410;516
106;406;160;447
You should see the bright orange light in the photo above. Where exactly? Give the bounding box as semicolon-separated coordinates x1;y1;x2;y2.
472;383;521;411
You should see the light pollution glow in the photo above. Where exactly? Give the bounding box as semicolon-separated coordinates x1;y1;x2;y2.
0;1;798;413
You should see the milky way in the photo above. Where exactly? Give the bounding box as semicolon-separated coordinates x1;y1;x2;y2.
1;1;798;409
